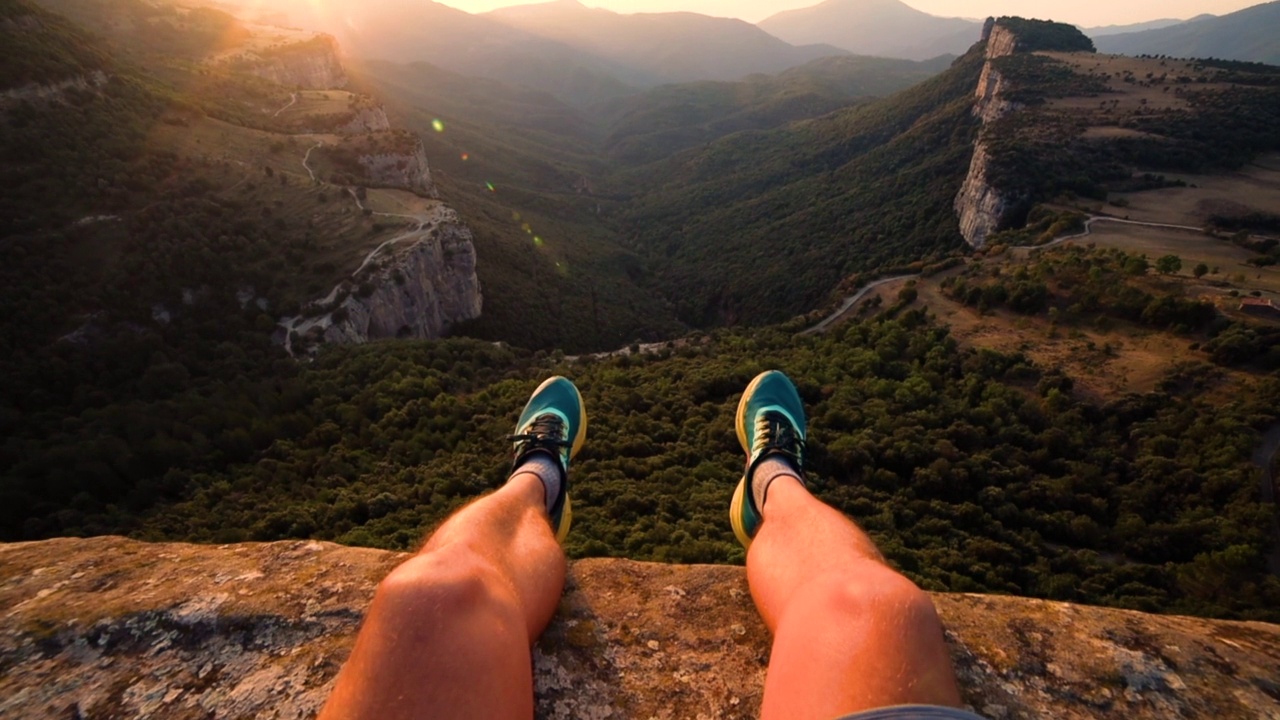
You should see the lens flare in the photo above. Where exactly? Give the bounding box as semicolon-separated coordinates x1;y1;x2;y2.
432;119;445;133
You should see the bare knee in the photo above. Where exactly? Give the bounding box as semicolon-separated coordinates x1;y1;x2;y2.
374;548;518;622
806;565;944;635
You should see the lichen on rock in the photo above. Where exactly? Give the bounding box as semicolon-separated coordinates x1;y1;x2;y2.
3;538;1279;720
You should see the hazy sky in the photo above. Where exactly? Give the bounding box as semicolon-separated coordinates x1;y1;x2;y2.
435;0;1264;25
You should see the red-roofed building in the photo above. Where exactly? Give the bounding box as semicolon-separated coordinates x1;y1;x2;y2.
1241;297;1280;318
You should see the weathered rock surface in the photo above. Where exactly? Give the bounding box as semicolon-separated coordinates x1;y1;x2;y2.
3;537;1279;720
954;21;1026;249
337;105;390;135
357;138;436;198
324;208;482;344
240;36;348;90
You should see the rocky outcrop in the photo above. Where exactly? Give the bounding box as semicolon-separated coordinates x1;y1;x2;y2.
357;138;436;197
240;35;347;90
3;537;1279;720
337;104;391;135
324;209;481;344
954;21;1025;248
0;70;107;108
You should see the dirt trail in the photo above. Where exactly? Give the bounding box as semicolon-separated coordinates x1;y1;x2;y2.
802;275;918;335
1018;215;1203;253
272;93;297;118
278;201;448;356
806;215;1211;336
302;142;322;182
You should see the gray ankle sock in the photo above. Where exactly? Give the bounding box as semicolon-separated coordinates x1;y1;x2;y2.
751;456;802;513
512;453;562;514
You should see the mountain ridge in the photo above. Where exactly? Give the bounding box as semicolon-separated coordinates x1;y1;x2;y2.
483;0;848;84
1094;1;1280;64
759;0;983;61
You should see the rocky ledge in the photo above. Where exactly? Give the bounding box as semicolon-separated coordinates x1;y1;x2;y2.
2;537;1278;720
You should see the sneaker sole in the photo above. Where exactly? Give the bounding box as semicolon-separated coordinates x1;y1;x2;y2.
730;371;773;551
734;371;770;454
729;478;753;550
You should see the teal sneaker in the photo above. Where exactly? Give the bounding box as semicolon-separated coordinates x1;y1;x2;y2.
510;376;587;543
730;370;807;549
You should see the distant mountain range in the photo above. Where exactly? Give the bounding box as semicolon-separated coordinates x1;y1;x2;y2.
220;0;856;103
484;0;845;83
1092;1;1280;65
1081;19;1185;38
214;0;1279;106
758;0;982;61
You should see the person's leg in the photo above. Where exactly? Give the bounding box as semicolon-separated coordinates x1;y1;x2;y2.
319;377;587;720
730;371;962;720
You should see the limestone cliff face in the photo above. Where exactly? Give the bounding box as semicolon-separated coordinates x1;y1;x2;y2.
242;36;347;90
337;104;391;135
358;139;436;198
954;22;1025;249
324;209;482;344
4;537;1279;720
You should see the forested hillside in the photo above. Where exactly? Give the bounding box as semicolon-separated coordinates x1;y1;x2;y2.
7;313;1279;621
609;49;985;326
5;0;1280;630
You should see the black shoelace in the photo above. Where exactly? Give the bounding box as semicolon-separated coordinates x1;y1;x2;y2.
508;414;571;453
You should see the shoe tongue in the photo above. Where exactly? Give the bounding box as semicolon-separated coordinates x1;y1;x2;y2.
527;410;568;438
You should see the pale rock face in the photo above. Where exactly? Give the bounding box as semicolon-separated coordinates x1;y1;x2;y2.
2;537;1279;720
338;105;391;135
244;37;348;90
325;211;482;344
358;141;437;197
954;143;1015;249
954;23;1026;248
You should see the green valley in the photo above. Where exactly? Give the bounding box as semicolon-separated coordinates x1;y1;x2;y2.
3;0;1280;628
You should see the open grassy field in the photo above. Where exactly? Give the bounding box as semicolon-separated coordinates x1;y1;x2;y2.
1093;153;1280;228
1069;224;1280;295
1041;52;1237;117
205;20;317;62
853;270;1256;403
279;90;358;119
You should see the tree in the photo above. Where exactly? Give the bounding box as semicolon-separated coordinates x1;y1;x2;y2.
1193;263;1209;279
1156;255;1182;275
1124;256;1150;276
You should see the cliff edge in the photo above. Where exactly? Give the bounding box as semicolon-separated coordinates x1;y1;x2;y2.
2;537;1278;719
953;18;1097;248
953;20;1025;249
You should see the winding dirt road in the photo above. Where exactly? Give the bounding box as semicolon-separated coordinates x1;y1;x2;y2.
272;93;297;118
804;215;1211;335
801;275;917;336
